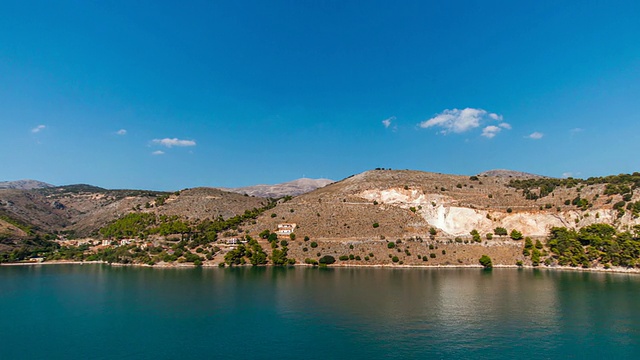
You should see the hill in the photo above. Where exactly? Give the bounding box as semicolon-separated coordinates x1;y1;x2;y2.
219;178;334;198
2;169;640;269
0;179;54;190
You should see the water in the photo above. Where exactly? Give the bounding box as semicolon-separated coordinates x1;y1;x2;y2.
1;265;639;359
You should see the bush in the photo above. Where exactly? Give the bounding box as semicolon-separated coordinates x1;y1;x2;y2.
510;229;523;240
479;255;493;269
289;233;296;241
280;240;288;247
304;236;310;241
387;242;396;249
373;222;380;228
392;256;399;263
271;213;277;218
318;255;336;265
494;227;508;236
507;208;513;213
430;253;436;258
486;233;493;240
310;242;318;248
339;255;349;261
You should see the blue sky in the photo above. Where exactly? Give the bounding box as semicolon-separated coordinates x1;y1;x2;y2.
1;1;639;190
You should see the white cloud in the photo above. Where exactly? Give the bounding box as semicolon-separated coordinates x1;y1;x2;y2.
116;129;127;135
31;125;46;133
489;113;503;121
527;131;544;140
481;125;502;138
570;128;584;134
151;150;165;156
419;108;509;138
382;116;395;128
152;138;196;148
562;172;573;178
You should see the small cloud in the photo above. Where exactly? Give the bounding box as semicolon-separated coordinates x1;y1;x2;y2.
570;128;584;134
489;113;503;121
419;108;509;138
116;129;127;135
31;125;46;133
527;132;544;140
152;138;197;148
481;125;502;139
562;172;573;178
151;150;165;156
382;116;395;128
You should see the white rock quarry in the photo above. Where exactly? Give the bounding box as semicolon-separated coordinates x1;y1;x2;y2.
359;188;640;237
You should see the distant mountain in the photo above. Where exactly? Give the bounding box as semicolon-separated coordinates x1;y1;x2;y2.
478;169;546;179
0;179;54;190
220;178;334;198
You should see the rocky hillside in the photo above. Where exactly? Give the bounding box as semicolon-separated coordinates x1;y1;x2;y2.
247;169;640;240
219;178;334;198
0;185;266;240
0;179;54;190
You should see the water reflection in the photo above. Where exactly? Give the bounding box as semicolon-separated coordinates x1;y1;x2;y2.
1;265;639;359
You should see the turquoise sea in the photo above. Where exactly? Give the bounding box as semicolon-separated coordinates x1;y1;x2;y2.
1;265;639;359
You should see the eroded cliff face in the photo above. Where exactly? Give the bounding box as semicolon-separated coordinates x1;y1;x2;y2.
360;188;639;237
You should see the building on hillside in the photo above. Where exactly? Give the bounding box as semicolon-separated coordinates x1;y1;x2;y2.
276;223;297;237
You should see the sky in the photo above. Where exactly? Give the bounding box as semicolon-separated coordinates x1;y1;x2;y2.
1;1;639;190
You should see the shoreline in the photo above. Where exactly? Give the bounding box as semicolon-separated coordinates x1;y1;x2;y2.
2;260;639;275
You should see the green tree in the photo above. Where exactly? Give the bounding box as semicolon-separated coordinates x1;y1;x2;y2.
510;229;523;240
479;255;493;269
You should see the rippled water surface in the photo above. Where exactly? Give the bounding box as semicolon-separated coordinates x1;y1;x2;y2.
1;265;639;359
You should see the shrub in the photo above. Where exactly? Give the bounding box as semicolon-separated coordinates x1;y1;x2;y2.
429;227;437;236
442;250;446;255
422;256;428;261
280;240;288;247
349;254;355;260
494;227;508;236
430;253;436;258
486;233;493;240
304;236;310;241
516;260;523;267
355;255;361;261
271;213;277;218
479;255;493;269
392;256;399;263
319;255;336;265
510;229;523;240
387;242;396;249
373;222;380;228
507;208;513;213
339;255;349;261
289;233;296;241
349;244;354;249
302;247;308;252
310;242;318;248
